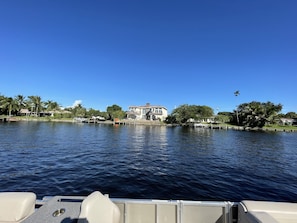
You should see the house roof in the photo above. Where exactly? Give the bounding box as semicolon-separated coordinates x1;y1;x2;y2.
129;103;167;110
20;109;30;113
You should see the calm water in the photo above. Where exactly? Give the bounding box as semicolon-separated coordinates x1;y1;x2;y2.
0;121;297;202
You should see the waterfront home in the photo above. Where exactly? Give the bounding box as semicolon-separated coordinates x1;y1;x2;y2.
20;108;49;117
19;109;71;117
279;118;297;126
19;109;31;116
127;103;168;121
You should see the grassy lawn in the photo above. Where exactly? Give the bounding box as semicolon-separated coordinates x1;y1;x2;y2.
264;124;297;131
16;116;74;122
221;123;297;132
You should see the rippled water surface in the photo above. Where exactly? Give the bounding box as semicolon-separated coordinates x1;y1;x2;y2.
1;122;297;201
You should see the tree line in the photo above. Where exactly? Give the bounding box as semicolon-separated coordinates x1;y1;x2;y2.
165;102;297;128
0;94;125;121
1;93;296;128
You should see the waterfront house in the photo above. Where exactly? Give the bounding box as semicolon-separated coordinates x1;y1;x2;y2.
279;118;297;126
19;109;71;117
19;108;43;117
19;109;31;116
127;103;168;121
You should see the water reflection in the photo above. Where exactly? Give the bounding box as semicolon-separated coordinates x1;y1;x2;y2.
127;125;168;151
0;122;296;202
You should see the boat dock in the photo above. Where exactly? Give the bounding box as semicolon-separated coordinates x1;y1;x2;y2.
0;116;18;122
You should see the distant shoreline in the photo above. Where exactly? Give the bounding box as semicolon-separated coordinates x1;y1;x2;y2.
3;116;167;126
1;116;297;132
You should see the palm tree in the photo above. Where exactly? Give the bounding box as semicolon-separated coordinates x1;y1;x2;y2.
15;95;26;115
0;96;17;116
73;103;86;117
27;96;43;116
44;100;60;111
234;90;240;125
0;95;4;115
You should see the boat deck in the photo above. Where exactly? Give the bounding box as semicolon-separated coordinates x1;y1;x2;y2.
1;191;297;223
22;195;235;223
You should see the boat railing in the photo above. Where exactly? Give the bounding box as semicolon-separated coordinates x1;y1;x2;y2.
33;195;238;223
112;198;236;223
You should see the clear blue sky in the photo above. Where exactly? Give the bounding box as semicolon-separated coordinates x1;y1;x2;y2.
1;1;296;113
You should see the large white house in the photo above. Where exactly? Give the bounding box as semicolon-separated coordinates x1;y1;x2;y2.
127;103;168;121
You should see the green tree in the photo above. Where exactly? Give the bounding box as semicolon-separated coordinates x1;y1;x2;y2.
86;108;101;117
171;104;214;124
171;104;191;123
72;103;87;117
215;114;231;123
27;96;44;116
215;112;233;123
106;104;126;120
284;112;297;119
0;96;17;116
164;115;177;124
0;94;6;115
86;108;108;119
218;111;233;117
0;95;4;115
15;95;26;114
44;100;60;111
236;101;282;128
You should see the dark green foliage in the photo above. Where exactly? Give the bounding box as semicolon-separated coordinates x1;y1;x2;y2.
171;104;214;124
86;109;108;119
283;112;297;119
234;101;282;128
0;96;18;116
215;114;231;123
27;96;44;116
164;115;177;124
106;104;126;120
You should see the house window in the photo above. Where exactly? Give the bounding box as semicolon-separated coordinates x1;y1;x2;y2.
155;108;162;114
